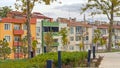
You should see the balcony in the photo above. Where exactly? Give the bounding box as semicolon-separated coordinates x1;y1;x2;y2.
13;41;22;46
13;30;24;35
52;42;59;46
14;53;23;58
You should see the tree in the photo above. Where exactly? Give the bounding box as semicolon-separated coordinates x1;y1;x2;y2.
59;28;68;46
59;28;69;50
0;39;11;60
92;29;101;51
44;32;54;52
15;0;56;58
100;37;107;50
81;0;120;51
21;36;28;59
0;6;12;18
79;41;84;51
32;40;38;56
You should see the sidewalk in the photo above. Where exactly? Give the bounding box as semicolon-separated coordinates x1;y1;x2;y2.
97;52;120;68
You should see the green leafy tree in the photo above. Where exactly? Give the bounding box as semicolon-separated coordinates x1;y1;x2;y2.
59;28;68;46
15;0;57;58
93;29;101;51
0;6;12;18
59;28;69;51
100;37;107;50
15;0;54;58
79;41;84;51
0;39;11;60
21;36;28;59
44;32;54;52
32;40;38;56
81;0;120;51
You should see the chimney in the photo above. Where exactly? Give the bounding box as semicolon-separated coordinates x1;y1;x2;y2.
69;17;76;22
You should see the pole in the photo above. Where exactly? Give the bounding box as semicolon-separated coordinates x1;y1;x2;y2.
41;20;45;53
93;46;96;59
87;50;91;67
58;51;61;68
47;60;53;68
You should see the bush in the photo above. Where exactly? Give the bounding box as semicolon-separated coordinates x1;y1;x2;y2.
0;51;88;68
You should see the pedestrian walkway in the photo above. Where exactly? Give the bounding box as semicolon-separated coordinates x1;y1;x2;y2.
97;52;120;68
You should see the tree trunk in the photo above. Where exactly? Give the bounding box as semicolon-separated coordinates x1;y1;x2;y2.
3;55;6;60
33;49;36;57
108;22;113;51
26;0;32;58
82;36;84;51
108;2;114;51
24;54;26;59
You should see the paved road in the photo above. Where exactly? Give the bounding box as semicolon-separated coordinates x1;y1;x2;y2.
97;52;120;68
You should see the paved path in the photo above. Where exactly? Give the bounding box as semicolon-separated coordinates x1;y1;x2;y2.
97;52;120;68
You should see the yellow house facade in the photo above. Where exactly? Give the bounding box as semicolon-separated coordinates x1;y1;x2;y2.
0;17;36;59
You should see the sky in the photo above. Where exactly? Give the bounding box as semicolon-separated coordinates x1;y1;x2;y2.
0;0;119;22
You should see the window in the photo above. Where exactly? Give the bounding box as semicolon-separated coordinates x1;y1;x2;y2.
86;36;89;40
4;23;11;30
23;24;27;30
4;36;11;42
44;27;59;32
70;37;74;41
14;36;20;42
69;46;74;50
101;29;107;35
36;27;40;32
54;39;58;42
76;36;81;41
37;48;41;54
70;27;74;34
14;24;20;30
76;26;83;34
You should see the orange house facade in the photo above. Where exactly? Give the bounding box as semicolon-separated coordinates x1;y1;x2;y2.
0;17;36;59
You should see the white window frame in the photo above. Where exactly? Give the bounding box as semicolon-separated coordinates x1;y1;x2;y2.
4;23;11;30
14;36;20;42
14;24;20;30
4;35;11;42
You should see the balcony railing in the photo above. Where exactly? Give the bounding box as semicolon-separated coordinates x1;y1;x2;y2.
13;29;24;35
14;53;23;58
13;41;22;46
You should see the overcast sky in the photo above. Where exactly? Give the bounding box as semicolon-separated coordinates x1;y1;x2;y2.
0;0;119;22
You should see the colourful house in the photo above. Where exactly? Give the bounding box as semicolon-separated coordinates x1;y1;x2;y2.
0;11;36;59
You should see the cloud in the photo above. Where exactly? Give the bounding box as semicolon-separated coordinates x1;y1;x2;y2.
43;12;57;18
54;3;84;13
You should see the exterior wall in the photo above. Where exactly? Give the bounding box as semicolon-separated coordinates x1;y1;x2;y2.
59;23;68;46
0;22;14;59
36;19;43;55
0;21;36;59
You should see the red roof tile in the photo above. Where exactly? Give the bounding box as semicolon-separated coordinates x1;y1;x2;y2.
1;18;36;24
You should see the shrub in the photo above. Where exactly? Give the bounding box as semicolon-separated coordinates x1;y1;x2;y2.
0;51;88;68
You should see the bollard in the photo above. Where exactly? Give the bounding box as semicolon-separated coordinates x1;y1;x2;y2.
93;46;96;59
47;60;53;68
87;50;91;67
31;51;34;58
58;51;61;68
44;46;46;53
